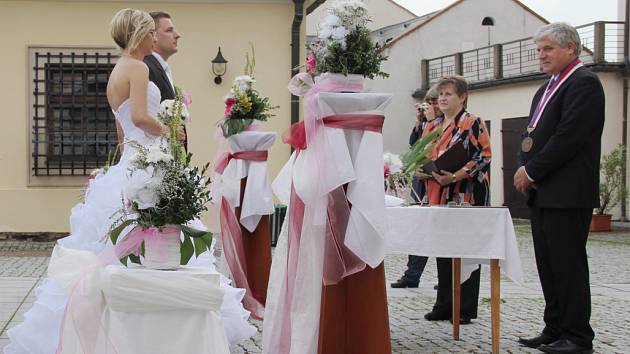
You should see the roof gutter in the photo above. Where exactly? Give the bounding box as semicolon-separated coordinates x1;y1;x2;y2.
622;0;629;220
291;0;305;125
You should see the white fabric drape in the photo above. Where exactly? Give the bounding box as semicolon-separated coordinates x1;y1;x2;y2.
211;131;276;232
48;247;230;354
263;92;392;354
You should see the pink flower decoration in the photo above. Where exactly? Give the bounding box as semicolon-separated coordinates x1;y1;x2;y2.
306;53;317;74
383;164;390;179
182;91;192;108
224;98;237;117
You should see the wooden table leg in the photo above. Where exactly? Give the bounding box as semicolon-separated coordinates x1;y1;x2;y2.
490;259;500;354
452;258;461;340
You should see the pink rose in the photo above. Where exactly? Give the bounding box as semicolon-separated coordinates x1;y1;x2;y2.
383;164;390;179
224;98;237;117
306;53;317;74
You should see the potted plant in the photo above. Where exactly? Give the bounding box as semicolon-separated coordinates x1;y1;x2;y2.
592;144;627;232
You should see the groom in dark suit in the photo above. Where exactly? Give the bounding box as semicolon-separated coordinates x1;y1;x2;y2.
514;22;604;354
144;11;187;149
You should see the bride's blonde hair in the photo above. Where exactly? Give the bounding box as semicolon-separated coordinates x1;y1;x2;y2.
110;8;154;53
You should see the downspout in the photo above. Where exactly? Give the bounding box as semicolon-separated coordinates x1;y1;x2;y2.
291;0;305;126
623;0;629;220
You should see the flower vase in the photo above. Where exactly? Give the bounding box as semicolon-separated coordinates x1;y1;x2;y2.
316;72;365;93
143;225;181;270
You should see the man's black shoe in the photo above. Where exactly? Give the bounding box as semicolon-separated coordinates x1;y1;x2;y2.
517;333;557;348
424;311;450;321
390;279;419;288
538;339;593;354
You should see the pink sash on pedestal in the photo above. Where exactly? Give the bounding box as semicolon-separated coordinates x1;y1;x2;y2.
215;150;268;320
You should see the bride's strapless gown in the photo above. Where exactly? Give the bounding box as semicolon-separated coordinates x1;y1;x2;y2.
3;82;256;354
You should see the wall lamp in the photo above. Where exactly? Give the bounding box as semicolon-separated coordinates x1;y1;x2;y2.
211;47;228;84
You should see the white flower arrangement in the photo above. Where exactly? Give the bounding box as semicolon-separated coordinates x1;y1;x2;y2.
109;139;214;266
383;152;403;174
159;99;189;121
306;0;388;79
233;75;256;93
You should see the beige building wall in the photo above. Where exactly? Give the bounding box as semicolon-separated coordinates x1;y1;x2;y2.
306;0;416;36
0;1;301;232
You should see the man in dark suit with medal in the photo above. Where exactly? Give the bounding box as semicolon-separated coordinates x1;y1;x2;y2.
144;11;187;149
514;23;604;354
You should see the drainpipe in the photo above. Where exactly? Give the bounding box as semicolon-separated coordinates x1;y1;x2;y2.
623;0;629;220
291;0;305;126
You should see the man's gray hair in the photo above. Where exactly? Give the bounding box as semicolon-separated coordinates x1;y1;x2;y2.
534;22;582;56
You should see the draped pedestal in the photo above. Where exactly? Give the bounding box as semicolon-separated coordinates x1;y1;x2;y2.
212;131;276;319
263;73;393;354
235;177;272;305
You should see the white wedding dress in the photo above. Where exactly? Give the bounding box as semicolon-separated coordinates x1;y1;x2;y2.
3;82;256;354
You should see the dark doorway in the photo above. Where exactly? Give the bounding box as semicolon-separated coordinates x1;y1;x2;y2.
502;117;529;219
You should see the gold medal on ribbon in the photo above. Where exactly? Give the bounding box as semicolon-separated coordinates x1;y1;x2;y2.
521;137;533;152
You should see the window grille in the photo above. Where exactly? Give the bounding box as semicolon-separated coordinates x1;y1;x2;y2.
32;50;119;176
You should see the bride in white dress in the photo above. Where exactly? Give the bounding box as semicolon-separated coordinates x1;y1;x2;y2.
3;9;255;354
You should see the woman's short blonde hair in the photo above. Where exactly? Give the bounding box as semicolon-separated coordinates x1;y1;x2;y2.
110;8;154;53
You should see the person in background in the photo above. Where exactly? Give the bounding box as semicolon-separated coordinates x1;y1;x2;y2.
423;76;491;325
390;86;440;289
515;22;603;354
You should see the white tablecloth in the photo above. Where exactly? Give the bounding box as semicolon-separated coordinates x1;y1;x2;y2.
385;206;524;284
58;265;230;354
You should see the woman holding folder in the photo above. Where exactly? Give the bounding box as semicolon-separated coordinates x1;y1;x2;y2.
422;76;492;324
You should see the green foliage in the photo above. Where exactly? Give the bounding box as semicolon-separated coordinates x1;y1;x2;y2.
221;89;278;137
244;43;256;77
402;129;442;175
597;144;627;214
314;27;388;79
134;161;212;228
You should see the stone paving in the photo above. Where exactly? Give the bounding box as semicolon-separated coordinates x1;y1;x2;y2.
1;222;629;353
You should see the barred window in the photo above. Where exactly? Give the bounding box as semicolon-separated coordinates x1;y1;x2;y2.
31;48;119;176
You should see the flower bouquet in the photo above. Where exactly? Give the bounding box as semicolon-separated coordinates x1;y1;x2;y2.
219;45;278;137
401;129;441;175
158;86;190;160
307;0;388;79
109;89;212;269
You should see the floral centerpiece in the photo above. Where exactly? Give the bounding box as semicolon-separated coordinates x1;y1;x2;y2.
307;0;388;79
109;89;212;268
382;129;441;202
219;45;278;137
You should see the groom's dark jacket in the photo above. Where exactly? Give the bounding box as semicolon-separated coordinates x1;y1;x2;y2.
518;67;605;209
143;54;187;150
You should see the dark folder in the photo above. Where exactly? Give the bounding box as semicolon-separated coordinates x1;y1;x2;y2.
421;141;470;174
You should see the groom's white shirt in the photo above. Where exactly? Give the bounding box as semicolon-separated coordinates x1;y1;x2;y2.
152;51;175;93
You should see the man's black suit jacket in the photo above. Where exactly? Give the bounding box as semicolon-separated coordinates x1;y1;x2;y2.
143;54;175;101
143;54;187;150
519;67;605;209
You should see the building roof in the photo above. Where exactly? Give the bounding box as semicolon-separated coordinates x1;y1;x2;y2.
383;0;549;49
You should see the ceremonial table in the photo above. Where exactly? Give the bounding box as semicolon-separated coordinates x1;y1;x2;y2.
385;206;524;354
56;263;230;354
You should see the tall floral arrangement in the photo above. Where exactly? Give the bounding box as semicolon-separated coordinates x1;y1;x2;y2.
109;89;213;266
219;44;278;137
307;0;388;79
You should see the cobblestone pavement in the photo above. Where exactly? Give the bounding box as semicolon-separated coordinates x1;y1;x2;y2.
2;223;630;353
